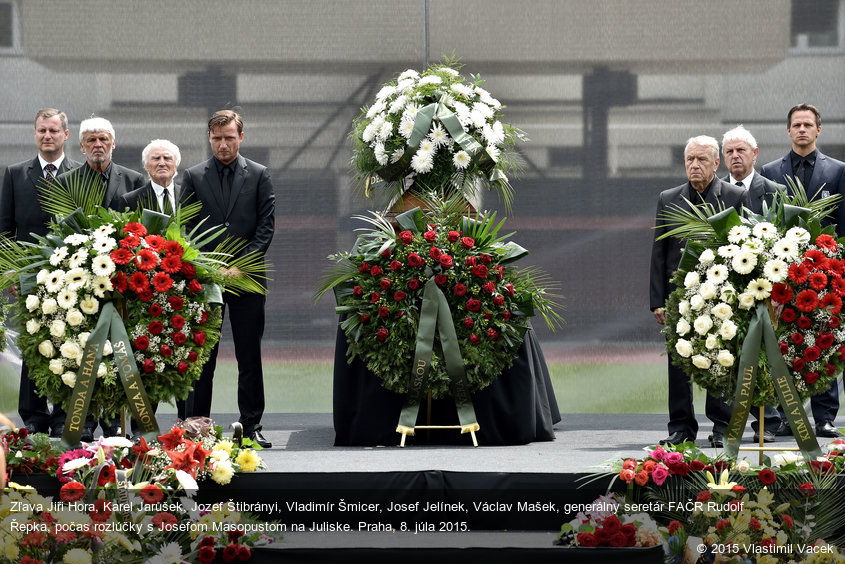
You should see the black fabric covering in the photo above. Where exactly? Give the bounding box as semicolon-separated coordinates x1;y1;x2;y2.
333;324;561;446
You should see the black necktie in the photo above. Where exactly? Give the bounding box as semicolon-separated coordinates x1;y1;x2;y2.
795;158;809;190
162;188;173;215
735;181;743;187
221;166;232;208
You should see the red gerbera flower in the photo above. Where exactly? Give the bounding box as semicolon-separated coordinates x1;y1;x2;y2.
139;484;164;504
128;271;150;292
123;222;147;237
120;234;141;249
90;498;112;522
59;481;85;502
163;239;184;257
809;272;829;291
804;249;828;268
160;255;183;274
97;464;116;486
831;277;845;297
795;289;820;312
820;293;843;315
136;249;159;271
781;307;796;322
112;271;128;293
109;248;133;265
789;263;810;284
152;511;178;531
144;234;166;251
151;271;174;292
816;234;837;252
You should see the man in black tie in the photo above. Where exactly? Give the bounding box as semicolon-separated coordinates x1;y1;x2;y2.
0;108;80;437
761;104;845;438
181;110;275;448
720;125;782;443
651;135;751;447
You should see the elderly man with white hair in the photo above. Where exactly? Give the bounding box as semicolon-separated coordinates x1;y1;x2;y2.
119;139;182;213
57;116;144;210
650;135;751;447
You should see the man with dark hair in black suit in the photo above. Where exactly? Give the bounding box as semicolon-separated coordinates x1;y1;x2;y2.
650;135;751;447
0;108;79;437
180;110;275;448
720;125;782;443
761;103;845;438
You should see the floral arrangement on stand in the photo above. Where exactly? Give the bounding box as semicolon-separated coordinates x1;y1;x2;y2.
555;493;662;549
350;58;526;210
0;427;60;478
318;196;562;397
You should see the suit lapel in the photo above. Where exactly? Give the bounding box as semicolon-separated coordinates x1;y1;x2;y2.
780;156;793;192
809;153;828;198
26;157;42;187
202;161;227;214
103;166;120;207
225;156;247;219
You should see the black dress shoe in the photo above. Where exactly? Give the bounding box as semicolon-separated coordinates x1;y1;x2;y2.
246;425;272;449
708;432;724;448
102;425;122;438
775;421;793;436
24;423;46;435
752;430;776;443
660;431;694;446
49;424;64;438
815;421;842;438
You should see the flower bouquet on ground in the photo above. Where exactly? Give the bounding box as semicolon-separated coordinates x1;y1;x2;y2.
659;186;845;456
350;57;526;211
555;493;662;549
317;195;562;398
0;178;267;443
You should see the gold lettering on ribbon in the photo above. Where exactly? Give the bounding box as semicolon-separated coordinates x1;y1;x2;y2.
68;345;99;431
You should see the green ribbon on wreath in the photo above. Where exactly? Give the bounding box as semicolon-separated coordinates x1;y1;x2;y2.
62;301;159;447
724;302;821;461
396;278;479;437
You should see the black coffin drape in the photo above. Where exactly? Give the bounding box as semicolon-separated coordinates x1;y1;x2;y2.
333;324;561;446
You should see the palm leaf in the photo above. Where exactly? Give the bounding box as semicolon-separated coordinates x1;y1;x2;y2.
37;167;106;218
511;265;564;330
655;199;723;242
314;258;360;303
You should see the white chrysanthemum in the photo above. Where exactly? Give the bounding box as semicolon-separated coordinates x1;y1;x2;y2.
92;276;113;298
417;138;435;157
450;83;474;97
50;319;66;338
746;278;772;300
675;339;693;358
472;101;495;120
66;309;84;327
79;296;99;315
49;246;69;266
60;341;82;360
732;250;758;274
717;350;735;367
763;259;788;283
362;121;378;143
38;340;55;358
693;315;713;335
720;319;738;340
772;238;799;261
737;292;756;309
711;303;733;320
718;244;740;259
390;148;405;163
469;109;486;129
437;66;459;76
64;233;89;246
720;283;736;303
439;93;456;109
61;372;77;388
397;70;419;82
692;355;711;369
91;237;116;253
373;143;388;166
699;282;718;300
698;248;716;265
388;95;408;114
41;298;58;315
418;75;442;86
785;226;810;244
476;87;501;109
375;84;397;101
705;264;728;285
483;121;505;145
398;119;415;139
26;319;40;334
727;225;751;244
93;223;115;237
678;300;690;315
705;334;718;350
684;271;700;289
752;222;777;239
45;270;65;293
676;319;691;336
211;459;235;485
428;123;449;147
690;294;705;311
378;120;393;141
410;151;434;174
57;289;78;310
25;294;40;311
453;150;471;170
365;100;386;121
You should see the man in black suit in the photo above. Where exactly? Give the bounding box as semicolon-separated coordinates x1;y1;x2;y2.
1;108;79;437
180;110;275;448
650;135;751;446
720;125;782;443
57;116;145;211
761;103;845;438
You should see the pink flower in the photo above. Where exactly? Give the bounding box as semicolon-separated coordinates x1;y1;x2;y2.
649;446;666;461
651;464;670;486
664;451;684;465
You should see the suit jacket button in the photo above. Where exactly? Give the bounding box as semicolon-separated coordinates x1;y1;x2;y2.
224;222;230;227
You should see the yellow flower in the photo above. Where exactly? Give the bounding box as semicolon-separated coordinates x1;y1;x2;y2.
235;449;261;472
756;487;775;507
1;537;19;560
63;548;93;564
211;459;235;485
214;439;234;454
706;469;738;492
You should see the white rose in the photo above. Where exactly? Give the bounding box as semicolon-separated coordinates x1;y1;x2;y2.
720;319;738;340
711;303;733;320
61;372;76;387
690;295;705;311
42;298;58;315
38;340;55;358
49;320;66;338
684;272;700;288
65;309;84;327
720;283;736;303
692;355;711;369
60;341;82;360
78;332;90;347
698;249;715;265
79;296;99;315
717;350;735;367
36;269;49;284
103;340;113;356
699;282;718;300
675;339;693;358
25;295;40;312
676;318;691;336
694;315;713;335
26;319;40;334
49;359;65;375
738;292;756;310
705;334;718;349
97;363;107;378
735;459;751;472
678;300;690;316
